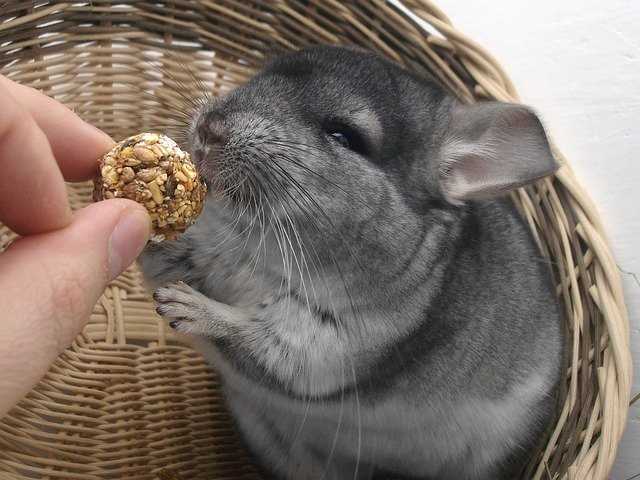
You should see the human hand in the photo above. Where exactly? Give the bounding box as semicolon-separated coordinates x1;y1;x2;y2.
0;75;151;417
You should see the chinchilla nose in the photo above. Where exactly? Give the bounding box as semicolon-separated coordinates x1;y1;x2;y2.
198;111;228;146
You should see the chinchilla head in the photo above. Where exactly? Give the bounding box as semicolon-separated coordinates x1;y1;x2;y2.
187;45;557;300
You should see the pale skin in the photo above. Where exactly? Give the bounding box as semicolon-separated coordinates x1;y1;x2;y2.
0;75;152;418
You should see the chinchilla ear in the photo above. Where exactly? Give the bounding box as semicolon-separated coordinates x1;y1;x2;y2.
438;101;558;204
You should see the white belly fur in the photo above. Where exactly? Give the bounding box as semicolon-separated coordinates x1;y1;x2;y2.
192;337;553;479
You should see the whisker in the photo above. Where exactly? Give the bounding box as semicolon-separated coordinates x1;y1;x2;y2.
321;356;346;480
254;152;338;310
260;186;299;323
230;167;262;271
349;358;362;480
254;163;318;313
262;157;368;335
267;152;368;275
266;139;376;215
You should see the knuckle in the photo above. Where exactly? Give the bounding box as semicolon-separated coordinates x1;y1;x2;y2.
0;94;30;141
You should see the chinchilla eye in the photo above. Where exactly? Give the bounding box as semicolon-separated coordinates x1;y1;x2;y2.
325;121;369;156
329;131;350;149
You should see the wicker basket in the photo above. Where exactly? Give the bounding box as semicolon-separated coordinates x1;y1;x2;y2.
0;2;632;480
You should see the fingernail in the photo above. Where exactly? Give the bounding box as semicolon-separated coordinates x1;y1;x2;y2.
108;208;151;280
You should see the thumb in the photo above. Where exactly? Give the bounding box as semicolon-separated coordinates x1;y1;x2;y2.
0;199;150;416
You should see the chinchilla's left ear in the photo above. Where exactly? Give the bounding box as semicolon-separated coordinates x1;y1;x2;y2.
438;102;558;204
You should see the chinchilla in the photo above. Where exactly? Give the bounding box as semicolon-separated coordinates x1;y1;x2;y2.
140;46;564;480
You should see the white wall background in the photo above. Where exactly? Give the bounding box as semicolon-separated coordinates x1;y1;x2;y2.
430;1;640;478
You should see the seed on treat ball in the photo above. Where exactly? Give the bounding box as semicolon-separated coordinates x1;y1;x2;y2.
147;181;164;204
137;168;158;183
174;171;189;183
93;133;207;243
121;167;135;183
134;147;157;165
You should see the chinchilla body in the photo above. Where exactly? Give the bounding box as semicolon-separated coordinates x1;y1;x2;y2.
141;46;564;480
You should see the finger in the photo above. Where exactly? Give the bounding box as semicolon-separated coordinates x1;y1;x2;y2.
0;199;150;417
0;75;114;182
0;85;72;235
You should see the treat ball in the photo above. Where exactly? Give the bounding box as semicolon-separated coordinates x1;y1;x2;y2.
93;133;207;243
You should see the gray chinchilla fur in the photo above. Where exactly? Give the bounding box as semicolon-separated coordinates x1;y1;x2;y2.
140;46;564;480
